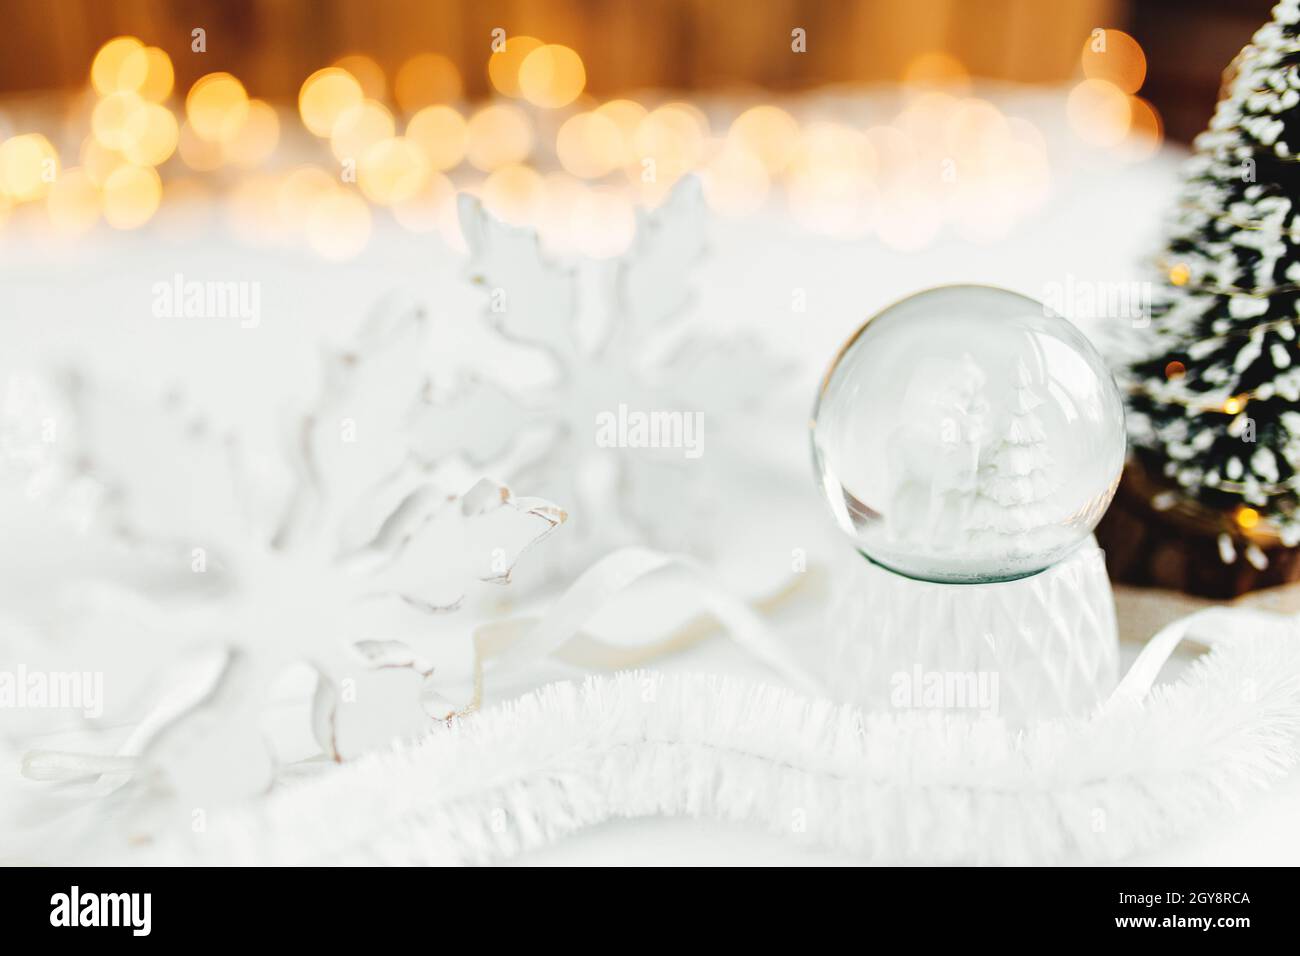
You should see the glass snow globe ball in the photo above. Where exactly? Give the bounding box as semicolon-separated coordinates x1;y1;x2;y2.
811;285;1125;584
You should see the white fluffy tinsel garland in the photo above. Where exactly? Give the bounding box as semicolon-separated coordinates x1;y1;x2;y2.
136;616;1300;865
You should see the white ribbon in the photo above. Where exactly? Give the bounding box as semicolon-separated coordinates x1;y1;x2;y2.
482;547;1296;722
467;546;820;709
1104;605;1286;711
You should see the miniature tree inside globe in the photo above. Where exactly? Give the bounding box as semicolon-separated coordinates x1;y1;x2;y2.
811;285;1126;584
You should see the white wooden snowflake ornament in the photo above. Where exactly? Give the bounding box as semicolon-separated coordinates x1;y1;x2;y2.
47;297;565;804
428;177;788;578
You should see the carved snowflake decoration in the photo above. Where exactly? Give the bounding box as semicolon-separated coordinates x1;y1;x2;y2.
40;298;563;812
419;177;788;580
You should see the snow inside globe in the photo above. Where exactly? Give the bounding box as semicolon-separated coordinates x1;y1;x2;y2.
811;285;1125;584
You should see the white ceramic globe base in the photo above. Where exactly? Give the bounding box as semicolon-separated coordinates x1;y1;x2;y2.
821;536;1118;726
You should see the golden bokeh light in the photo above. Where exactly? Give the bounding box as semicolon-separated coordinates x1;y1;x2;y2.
223;99;280;167
329;99;394;162
186;72;250;143
1223;395;1246;415
595;99;646;157
80;135;128;186
728;105;799;173
1066;78;1131;147
667;100;710;134
138;47;175;102
406;105;468;171
1121;96;1163;160
395;53;463;113
46;167;101;235
122;101;179;166
895;90;960;143
1169;262;1190;286
0;133;59;202
488;35;543;98
91;36;149;96
1081;29;1147;95
944;97;1011;157
466;103;533;171
556;111;624;179
6;25;1121;257
1236;506;1261;530
306;189;372;260
333;54;386;100
299;67;364;137
358;136;429;205
177;120;225;171
518;44;586;109
902;51;972;93
481;162;545;225
92;91;146;150
630;103;708;191
102;163;162;228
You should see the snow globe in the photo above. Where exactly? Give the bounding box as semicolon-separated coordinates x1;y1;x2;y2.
811;285;1125;724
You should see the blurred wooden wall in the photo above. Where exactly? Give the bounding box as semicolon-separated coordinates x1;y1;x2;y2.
0;0;1119;98
1128;0;1274;143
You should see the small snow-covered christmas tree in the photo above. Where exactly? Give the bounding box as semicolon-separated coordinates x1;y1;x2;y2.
1106;0;1300;593
966;359;1057;549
